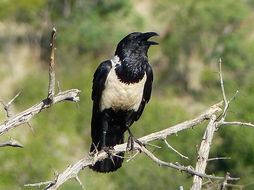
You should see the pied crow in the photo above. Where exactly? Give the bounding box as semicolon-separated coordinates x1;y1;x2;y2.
90;32;159;172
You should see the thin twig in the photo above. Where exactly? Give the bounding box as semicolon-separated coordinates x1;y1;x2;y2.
126;150;139;162
7;91;22;106
47;28;57;101
27;122;35;134
0;91;22;118
75;175;85;190
145;142;161;149
219;58;227;107
207;157;231;162
139;144;238;181
228;90;239;104
163;138;189;159
218;172;230;190
218;58;230;121
220;121;254;128
24;181;53;187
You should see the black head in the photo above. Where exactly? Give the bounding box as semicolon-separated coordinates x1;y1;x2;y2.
115;32;159;60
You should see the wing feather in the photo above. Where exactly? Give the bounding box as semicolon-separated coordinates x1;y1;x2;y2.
135;64;153;121
91;60;112;147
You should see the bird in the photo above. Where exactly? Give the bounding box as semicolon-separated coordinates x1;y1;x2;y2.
90;32;159;173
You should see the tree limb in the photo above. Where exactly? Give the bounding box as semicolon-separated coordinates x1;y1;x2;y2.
0;89;80;136
24;102;232;190
47;27;56;101
0;28;81;136
191;115;217;190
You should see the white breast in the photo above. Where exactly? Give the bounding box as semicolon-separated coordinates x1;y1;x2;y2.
100;59;146;111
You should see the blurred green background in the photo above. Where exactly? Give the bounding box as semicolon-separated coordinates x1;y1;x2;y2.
0;0;254;189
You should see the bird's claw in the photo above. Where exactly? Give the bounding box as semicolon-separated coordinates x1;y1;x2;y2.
127;135;144;151
102;146;114;155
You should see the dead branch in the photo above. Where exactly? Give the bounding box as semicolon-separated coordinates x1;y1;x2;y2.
218;58;228;118
207;157;231;162
220;121;254;128
0;28;80;136
1;31;251;190
25;102;241;190
189;59;252;190
48;27;56;101
191;115;217;190
138;144;237;181
163;138;189;159
0;89;80;136
0;91;22;118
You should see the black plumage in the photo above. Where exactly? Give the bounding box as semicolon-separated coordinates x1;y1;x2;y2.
90;32;158;172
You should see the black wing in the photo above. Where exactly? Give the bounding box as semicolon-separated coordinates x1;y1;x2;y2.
92;60;112;109
135;64;153;121
91;60;112;148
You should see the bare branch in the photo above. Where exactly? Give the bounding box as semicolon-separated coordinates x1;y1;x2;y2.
0;27;80;137
218;58;227;108
218;172;230;190
27;122;35;134
207;157;231;162
126;150;139;162
139;144;237;181
0;89;80;136
163;138;189;159
7;91;22;107
228;90;239;104
29;138;239;190
191;115;217;190
24;181;53;188
75;175;85;190
217;59;239;123
0;91;22;118
145;142;161;149
47;28;57;101
24;103;237;190
220;121;254;128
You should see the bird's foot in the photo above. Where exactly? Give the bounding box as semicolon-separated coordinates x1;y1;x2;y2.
102;146;114;154
127;135;144;151
101;146;116;165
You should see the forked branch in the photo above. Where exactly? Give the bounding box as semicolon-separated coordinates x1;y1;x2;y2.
25;102;238;190
0;28;80;136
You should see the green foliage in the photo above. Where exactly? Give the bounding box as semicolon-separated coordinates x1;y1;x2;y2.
1;0;254;189
0;0;46;24
157;0;253;93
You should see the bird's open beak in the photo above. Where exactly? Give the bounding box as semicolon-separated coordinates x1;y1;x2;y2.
142;32;159;45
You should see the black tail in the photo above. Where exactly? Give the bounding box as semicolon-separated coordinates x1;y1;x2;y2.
90;127;125;173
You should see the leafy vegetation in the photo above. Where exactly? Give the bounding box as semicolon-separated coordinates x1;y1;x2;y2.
0;0;254;189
